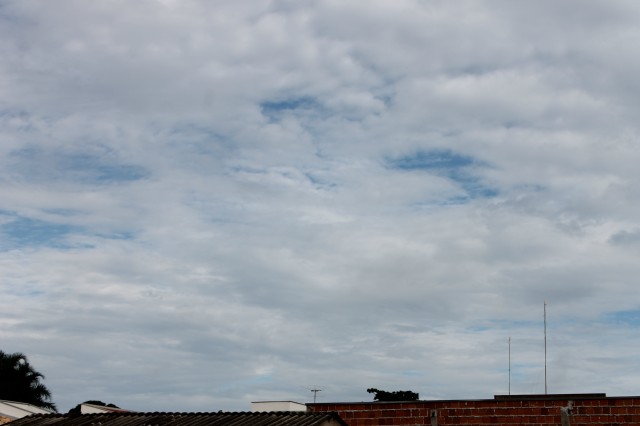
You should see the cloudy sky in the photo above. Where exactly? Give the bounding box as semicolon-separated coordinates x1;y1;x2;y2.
2;0;640;413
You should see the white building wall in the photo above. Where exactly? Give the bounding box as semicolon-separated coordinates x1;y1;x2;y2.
80;404;128;414
251;401;307;412
0;401;53;419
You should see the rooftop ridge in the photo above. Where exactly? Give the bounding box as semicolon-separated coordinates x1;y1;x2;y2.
29;411;337;417
16;411;348;426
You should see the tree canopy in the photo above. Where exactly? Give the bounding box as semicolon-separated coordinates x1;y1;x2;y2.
0;350;57;412
367;388;419;401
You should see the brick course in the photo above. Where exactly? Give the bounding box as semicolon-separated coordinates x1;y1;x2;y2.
310;394;640;426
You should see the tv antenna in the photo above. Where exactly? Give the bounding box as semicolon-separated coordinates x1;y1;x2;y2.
544;300;548;394
508;336;511;395
307;386;324;403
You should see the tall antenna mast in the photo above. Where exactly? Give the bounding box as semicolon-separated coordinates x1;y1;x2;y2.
544;300;547;395
310;387;322;403
508;336;511;395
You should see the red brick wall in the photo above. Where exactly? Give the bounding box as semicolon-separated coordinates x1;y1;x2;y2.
309;396;640;426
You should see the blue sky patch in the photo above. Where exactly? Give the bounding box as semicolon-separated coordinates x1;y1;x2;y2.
466;324;490;332
304;172;337;190
96;230;136;241
261;96;318;112
42;208;83;217
400;370;424;377
392;150;475;170
10;148;149;185
388;149;498;200
64;153;149;183
604;310;640;327
1;215;82;250
260;96;323;121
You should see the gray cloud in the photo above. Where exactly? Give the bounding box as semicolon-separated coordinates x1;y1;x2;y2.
1;0;640;414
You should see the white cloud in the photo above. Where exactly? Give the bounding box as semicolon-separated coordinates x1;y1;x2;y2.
2;0;640;414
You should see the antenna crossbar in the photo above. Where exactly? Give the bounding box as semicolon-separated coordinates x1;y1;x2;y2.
310;387;323;403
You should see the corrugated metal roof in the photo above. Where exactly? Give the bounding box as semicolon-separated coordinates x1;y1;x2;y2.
7;412;347;426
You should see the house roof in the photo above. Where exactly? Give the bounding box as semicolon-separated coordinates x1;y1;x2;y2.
7;412;347;426
0;401;54;420
78;404;130;414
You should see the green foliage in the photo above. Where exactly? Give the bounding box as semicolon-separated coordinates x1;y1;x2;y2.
367;388;419;401
0;350;57;412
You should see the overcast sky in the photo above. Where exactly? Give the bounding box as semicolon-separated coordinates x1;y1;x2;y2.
2;0;640;413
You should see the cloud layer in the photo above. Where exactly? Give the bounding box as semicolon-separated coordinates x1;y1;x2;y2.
2;0;640;412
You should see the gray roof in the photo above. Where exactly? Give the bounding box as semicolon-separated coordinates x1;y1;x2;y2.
7;412;347;426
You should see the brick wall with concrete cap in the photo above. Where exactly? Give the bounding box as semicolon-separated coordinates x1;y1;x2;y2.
309;393;640;426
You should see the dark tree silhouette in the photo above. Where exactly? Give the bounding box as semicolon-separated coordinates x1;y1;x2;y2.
0;350;57;412
367;388;419;401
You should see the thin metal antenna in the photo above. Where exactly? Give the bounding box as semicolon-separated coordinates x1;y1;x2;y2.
310;387;323;403
311;388;322;403
544;300;547;395
508;336;511;395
